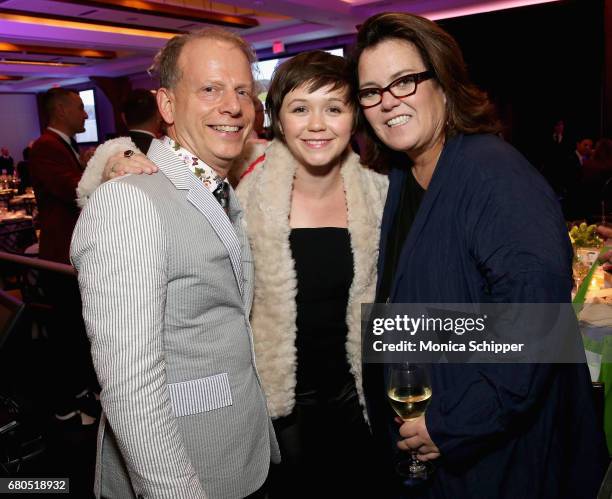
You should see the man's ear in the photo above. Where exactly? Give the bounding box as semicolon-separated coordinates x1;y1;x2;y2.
157;87;174;126
56;101;66;122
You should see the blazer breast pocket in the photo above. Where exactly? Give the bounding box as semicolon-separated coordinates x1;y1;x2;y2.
167;373;233;417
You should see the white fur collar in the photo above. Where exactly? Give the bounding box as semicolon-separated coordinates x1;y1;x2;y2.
77;136;139;208
237;139;387;419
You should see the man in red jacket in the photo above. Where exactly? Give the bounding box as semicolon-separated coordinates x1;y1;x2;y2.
30;88;99;425
31;88;87;264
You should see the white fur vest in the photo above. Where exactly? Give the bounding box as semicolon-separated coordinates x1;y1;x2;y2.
236;140;388;419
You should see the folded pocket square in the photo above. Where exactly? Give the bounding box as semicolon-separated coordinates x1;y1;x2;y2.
167;372;233;417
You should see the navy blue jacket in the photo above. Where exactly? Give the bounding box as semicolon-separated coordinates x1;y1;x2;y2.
364;134;608;498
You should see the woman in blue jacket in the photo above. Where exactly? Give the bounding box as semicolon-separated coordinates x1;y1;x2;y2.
352;12;608;499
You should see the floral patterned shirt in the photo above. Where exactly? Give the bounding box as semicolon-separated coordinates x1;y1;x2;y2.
161;135;223;193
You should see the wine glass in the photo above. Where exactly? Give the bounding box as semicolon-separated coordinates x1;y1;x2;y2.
386;362;432;480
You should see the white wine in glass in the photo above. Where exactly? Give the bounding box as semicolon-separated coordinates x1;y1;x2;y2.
388;385;432;421
386;363;433;481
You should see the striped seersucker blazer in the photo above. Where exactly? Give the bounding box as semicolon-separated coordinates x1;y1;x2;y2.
70;139;279;499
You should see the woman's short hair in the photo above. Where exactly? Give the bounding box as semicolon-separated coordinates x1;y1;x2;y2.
266;50;355;141
350;12;501;168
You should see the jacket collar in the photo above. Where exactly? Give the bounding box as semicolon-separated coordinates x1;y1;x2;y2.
241;139;381;235
45;128;81;167
383;133;464;300
147;138;245;297
47;126;73;146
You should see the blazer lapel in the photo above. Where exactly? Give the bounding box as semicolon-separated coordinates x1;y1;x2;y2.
47;130;81;170
387;134;464;300
229;186;253;309
147;139;245;297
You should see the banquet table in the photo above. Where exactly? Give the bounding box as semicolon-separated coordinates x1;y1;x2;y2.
0;214;36;254
9;193;36;215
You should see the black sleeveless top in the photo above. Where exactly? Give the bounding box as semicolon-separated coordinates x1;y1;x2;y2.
289;227;353;395
376;170;425;302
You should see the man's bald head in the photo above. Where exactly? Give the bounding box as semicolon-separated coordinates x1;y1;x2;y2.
150;27;256;90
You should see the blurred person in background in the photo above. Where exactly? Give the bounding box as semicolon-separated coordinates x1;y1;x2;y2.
77;89;162;205
579;138;612;221
31;88;87;264
598;224;612;271
227;95;268;186
16;146;32;194
251;95;266;139
122;88;163;153
0;146;14;175
540;119;571;196
30;87;99;426
575;136;594;165
562;135;593;219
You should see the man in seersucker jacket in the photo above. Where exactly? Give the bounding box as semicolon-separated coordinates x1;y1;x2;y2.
70;28;279;499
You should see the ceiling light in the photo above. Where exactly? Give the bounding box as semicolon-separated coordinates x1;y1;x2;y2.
0;11;177;39
424;0;563;20
0;59;83;67
0;43;115;59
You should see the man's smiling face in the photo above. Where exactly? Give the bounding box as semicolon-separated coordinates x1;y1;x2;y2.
159;37;255;174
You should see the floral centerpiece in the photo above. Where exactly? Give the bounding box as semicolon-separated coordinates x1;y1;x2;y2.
569;223;603;250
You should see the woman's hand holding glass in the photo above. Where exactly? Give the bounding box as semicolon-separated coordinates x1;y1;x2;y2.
103;150;158;181
397;414;440;461
386;363;439;480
